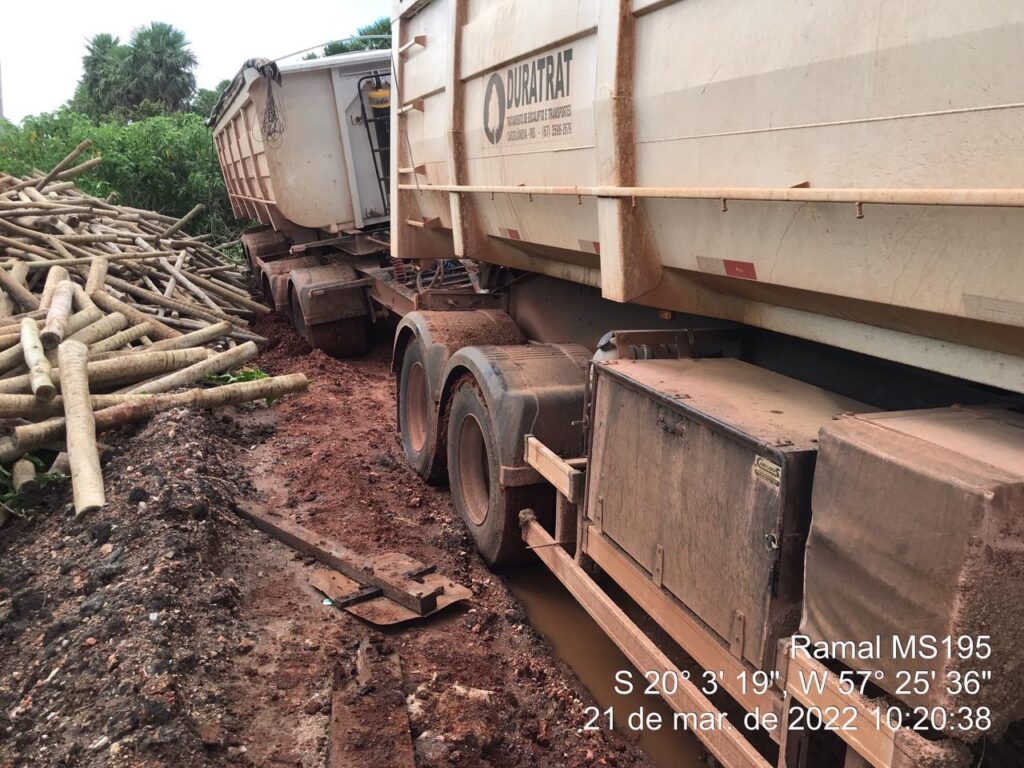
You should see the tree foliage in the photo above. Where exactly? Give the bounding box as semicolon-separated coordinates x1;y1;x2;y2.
308;17;391;59
192;79;232;119
125;22;199;111
0;110;237;239
72;22;199;119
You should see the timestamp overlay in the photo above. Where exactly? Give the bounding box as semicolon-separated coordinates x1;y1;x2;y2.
581;634;996;737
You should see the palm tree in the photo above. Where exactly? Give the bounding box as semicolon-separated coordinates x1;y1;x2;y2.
322;17;391;56
125;22;198;112
73;33;130;116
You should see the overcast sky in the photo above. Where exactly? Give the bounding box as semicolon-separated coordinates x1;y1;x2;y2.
0;0;391;123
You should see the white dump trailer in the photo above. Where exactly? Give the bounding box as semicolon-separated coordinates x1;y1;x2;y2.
211;50;391;233
392;1;1024;396
210;51;394;355
388;2;1024;767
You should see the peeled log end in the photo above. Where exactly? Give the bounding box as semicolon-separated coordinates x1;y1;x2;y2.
38;332;60;350
32;381;56;403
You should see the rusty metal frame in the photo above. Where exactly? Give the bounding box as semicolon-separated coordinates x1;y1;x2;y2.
523;430;973;768
398;182;1024;209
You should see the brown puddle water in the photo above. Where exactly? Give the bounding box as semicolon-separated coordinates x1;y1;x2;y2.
506;567;706;768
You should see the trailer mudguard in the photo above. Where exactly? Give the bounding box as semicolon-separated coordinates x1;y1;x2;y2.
288;263;370;326
439;343;590;486
254;255;321;311
393;310;525;402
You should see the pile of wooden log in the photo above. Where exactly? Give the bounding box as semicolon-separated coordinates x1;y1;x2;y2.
0;142;307;520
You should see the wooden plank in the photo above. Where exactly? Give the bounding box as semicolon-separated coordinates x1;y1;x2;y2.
523;434;584;503
329;639;416;768
310;563;472;627
236;504;440;615
522;515;772;768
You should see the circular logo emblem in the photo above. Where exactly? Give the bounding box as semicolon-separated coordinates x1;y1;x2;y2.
483;73;505;145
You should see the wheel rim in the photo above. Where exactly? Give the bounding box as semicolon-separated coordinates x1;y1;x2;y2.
406;362;429;452
457;413;490;526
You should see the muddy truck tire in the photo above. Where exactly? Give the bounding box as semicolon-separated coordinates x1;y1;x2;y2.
289;287;369;357
398;341;446;484
446;376;548;566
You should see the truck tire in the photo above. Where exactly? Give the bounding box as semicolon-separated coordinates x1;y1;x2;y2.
289;287;369;357
398;342;446;484
446;376;541;566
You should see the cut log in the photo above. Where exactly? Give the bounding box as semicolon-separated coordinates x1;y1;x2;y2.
104;276;245;327
125;341;258;395
159;203;204;240
35;139;93;191
0;306;102;375
38;266;70;311
91;291;180;341
0;266;40;311
11;458;37;492
48;452;70;476
58;339;104;514
40;280;76;348
65;312;128;347
158;256;221;312
88;322;152;354
0;346;209;395
0;392;154;420
12;373;308;451
145;320;231;352
21;318;55;402
84;256;108;293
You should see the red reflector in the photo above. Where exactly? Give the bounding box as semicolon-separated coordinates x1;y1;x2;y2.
723;260;757;280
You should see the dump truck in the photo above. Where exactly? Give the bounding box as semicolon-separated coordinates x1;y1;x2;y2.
212;3;1024;765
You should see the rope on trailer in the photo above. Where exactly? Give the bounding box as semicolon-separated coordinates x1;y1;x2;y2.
244;58;287;146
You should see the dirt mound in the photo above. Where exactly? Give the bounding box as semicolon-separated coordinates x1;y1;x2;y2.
0;408;262;768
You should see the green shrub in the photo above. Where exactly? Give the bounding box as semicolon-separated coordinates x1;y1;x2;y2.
0;109;239;240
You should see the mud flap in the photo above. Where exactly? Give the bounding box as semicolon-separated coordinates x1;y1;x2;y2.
288;263;373;357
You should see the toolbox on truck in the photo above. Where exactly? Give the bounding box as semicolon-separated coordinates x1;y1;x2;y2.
586;357;868;670
802;406;1024;739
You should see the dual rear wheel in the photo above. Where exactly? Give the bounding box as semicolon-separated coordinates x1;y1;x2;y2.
398;343;542;566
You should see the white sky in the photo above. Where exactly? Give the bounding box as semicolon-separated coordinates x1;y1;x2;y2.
0;0;391;123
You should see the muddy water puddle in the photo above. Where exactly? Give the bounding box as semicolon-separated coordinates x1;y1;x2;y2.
506;568;706;768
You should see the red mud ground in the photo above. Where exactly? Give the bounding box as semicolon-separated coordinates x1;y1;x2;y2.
0;315;657;768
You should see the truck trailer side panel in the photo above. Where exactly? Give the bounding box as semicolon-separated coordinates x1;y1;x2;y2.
392;0;1024;393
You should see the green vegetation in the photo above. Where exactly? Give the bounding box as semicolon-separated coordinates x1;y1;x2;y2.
304;17;390;59
0;455;68;514
0;16;388;241
205;367;269;386
0;109;237;239
1;21;239;238
71;22;199;119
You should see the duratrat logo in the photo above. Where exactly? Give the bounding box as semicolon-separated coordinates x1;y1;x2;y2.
484;48;574;145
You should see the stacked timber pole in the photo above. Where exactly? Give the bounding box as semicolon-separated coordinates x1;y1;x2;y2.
0;150;307;520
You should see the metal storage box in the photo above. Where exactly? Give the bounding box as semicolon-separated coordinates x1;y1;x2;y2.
586;357;868;669
802;407;1024;738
